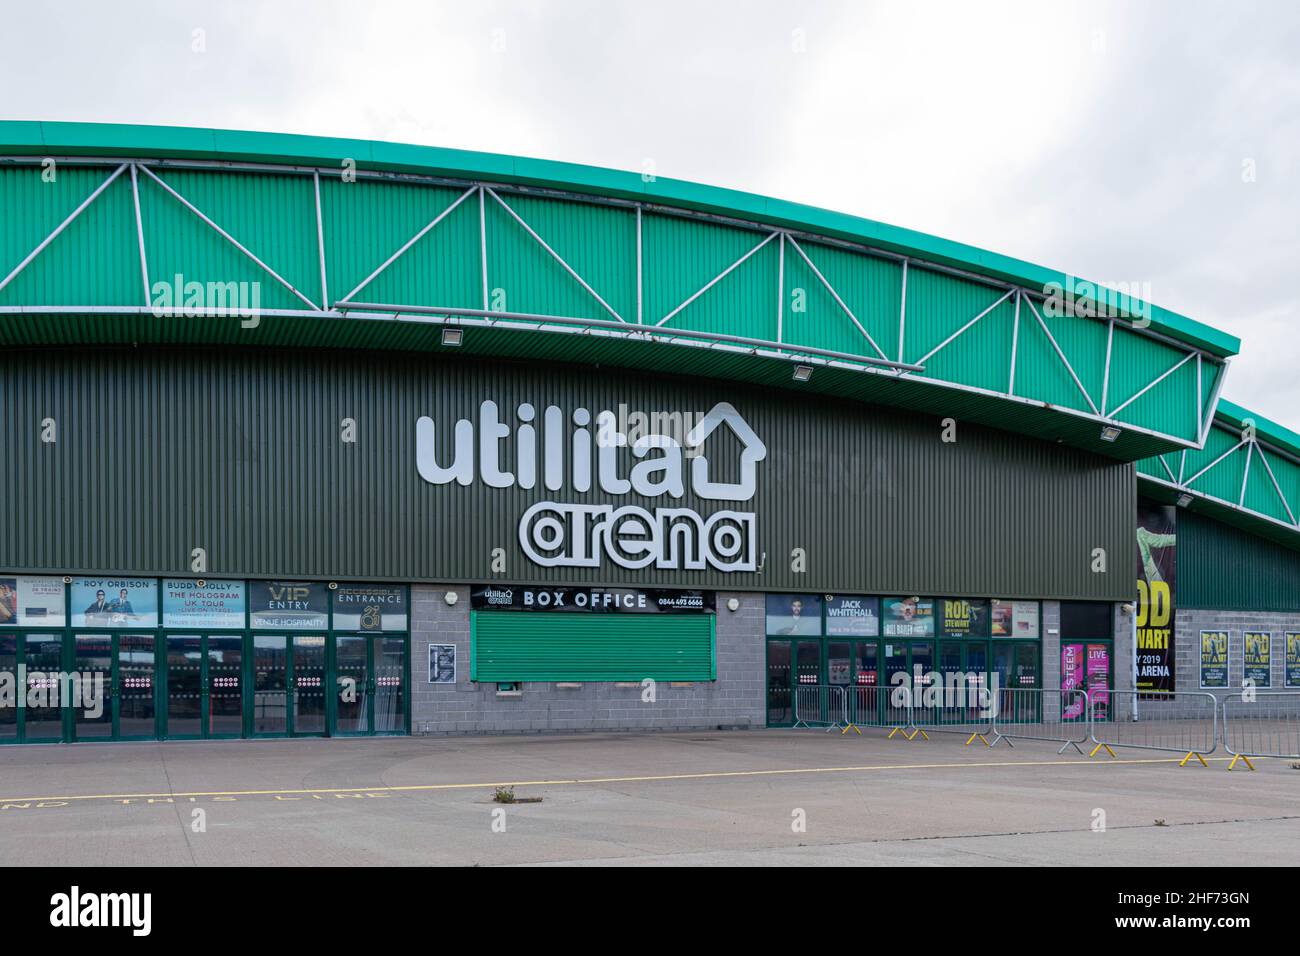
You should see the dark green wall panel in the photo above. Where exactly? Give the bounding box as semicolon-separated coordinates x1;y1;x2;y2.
1178;509;1300;611
0;347;1134;599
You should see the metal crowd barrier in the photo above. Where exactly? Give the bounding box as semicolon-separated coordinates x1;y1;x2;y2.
1088;690;1218;765
1220;691;1300;771
842;683;912;737
988;687;1091;754
792;684;846;732
908;676;996;746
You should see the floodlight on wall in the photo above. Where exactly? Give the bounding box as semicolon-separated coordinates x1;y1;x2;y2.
1100;425;1122;442
444;590;459;606
1176;493;1194;508
441;327;463;347
726;597;740;612
792;364;813;382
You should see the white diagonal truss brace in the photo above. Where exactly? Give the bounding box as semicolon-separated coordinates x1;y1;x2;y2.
0;153;1230;455
1145;430;1300;532
138;164;323;311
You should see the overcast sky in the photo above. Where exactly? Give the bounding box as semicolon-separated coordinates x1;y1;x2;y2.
2;0;1297;429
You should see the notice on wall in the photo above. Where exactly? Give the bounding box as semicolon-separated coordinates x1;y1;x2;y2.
990;600;1039;638
429;644;456;684
1287;633;1300;689
334;584;408;631
825;596;879;637
0;576;66;627
249;581;329;630
941;599;988;638
1135;502;1176;695
1199;630;1229;689
1244;631;1272;688
882;598;934;638
71;578;158;628
163;579;246;629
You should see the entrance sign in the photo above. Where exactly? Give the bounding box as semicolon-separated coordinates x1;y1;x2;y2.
1135;502;1177;694
1199;629;1229;688
0;576;66;627
249;581;329;629
71;578;158;628
163;579;246;628
334;585;408;631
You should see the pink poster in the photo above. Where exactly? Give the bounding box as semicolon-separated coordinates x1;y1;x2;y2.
1087;644;1111;721
1061;644;1085;719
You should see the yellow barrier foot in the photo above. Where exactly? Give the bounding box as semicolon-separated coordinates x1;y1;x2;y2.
1089;742;1116;758
1226;754;1256;771
916;729;930;741
965;733;991;747
840;724;862;736
1178;751;1209;768
887;727;901;739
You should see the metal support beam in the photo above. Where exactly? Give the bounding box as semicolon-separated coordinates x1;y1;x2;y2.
313;171;329;309
897;259;908;364
138;164;322;311
786;235;888;360
1107;351;1195;419
1254;445;1298;525
910;289;1014;368
1023;296;1099;415
1008;290;1021;395
1100;318;1114;415
336;185;476;304
486;186;626;323
129;163;150;306
1238;440;1255;507
655;231;776;328
776;232;785;345
0;163;128;297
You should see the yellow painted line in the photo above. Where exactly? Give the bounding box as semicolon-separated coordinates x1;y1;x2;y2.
0;754;1233;804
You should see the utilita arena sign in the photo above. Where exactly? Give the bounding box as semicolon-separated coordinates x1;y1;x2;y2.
416;401;766;572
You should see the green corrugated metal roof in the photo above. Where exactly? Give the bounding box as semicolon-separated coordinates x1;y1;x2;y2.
0;120;1240;357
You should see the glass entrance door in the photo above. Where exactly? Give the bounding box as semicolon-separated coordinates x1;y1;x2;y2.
23;633;65;742
332;634;408;736
118;634;158;739
766;640;793;726
164;634;245;739
291;635;326;736
72;633;114;740
252;635;289;736
0;634;15;742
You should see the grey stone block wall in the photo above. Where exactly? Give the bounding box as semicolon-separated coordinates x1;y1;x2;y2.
410;585;766;734
1176;608;1300;702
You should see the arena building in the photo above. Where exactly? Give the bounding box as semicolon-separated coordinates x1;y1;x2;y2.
0;121;1296;743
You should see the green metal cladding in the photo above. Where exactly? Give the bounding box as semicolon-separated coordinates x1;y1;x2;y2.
1138;399;1300;552
0;121;1237;463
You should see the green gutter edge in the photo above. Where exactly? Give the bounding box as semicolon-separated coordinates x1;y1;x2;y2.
1217;398;1300;460
0;119;1240;358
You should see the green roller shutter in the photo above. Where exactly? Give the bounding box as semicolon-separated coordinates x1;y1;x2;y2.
471;611;716;682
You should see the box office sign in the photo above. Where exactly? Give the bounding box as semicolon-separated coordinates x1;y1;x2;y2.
334;585;408;631
1199;630;1229;689
0;576;66;627
72;578;158;628
250;581;329;629
472;585;714;613
163;579;246;629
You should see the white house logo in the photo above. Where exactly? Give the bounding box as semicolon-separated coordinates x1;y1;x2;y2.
416;401;766;572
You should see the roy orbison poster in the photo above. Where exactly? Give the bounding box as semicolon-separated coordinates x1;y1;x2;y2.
1136;501;1176;695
